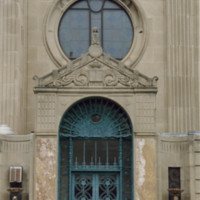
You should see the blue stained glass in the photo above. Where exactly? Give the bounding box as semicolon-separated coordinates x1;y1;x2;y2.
104;1;120;8
103;10;133;59
91;12;102;44
104;42;127;59
71;0;88;8
59;10;89;58
58;0;134;60
88;0;104;12
104;11;125;29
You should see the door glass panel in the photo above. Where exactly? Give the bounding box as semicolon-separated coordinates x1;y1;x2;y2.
108;140;118;165
73;140;83;165
73;139;120;167
99;174;118;200
122;139;132;200
97;140;107;165
85;140;95;165
74;174;93;200
73;173;119;200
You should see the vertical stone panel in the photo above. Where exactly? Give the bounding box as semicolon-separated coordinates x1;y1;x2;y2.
0;0;26;134
166;0;199;132
35;137;57;200
36;94;56;133
135;94;156;133
135;137;156;200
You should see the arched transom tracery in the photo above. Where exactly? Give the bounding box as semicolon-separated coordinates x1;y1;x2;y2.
59;97;132;138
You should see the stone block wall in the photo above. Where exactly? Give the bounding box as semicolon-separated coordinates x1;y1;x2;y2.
0;134;35;200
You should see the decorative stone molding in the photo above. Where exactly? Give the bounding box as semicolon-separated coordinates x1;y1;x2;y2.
134;94;156;133
0;134;34;153
34;32;158;133
158;133;189;153
33;45;158;90
43;0;148;68
35;94;56;133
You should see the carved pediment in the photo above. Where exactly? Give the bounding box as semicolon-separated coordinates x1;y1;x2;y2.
34;28;158;89
34;53;158;89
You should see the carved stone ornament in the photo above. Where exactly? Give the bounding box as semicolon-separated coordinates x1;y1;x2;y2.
34;28;158;89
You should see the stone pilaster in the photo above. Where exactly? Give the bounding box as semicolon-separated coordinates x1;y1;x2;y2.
0;0;26;134
165;0;199;132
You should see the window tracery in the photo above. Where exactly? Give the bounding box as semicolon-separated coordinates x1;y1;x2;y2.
44;0;147;68
58;0;133;60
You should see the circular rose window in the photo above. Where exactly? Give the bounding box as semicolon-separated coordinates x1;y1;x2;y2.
58;0;133;60
44;0;147;68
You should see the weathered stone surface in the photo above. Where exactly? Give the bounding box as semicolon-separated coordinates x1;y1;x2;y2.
36;137;57;200
135;137;156;200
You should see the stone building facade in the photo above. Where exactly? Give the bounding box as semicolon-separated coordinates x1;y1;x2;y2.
0;0;200;200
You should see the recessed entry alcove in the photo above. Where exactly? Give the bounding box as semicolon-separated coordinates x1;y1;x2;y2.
58;97;133;200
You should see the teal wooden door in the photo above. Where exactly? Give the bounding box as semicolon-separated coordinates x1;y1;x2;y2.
72;173;119;200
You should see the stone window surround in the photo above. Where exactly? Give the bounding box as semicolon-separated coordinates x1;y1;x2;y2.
43;0;148;68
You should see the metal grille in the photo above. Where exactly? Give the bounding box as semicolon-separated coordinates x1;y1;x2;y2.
74;174;93;200
73;173;118;200
9;166;23;188
59;139;69;199
168;167;181;200
59;97;132;138
9;166;23;183
99;174;118;200
59;97;133;200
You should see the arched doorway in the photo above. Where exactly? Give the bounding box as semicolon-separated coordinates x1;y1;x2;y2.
58;97;133;200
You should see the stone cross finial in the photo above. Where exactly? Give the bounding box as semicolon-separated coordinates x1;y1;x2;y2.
92;27;99;45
